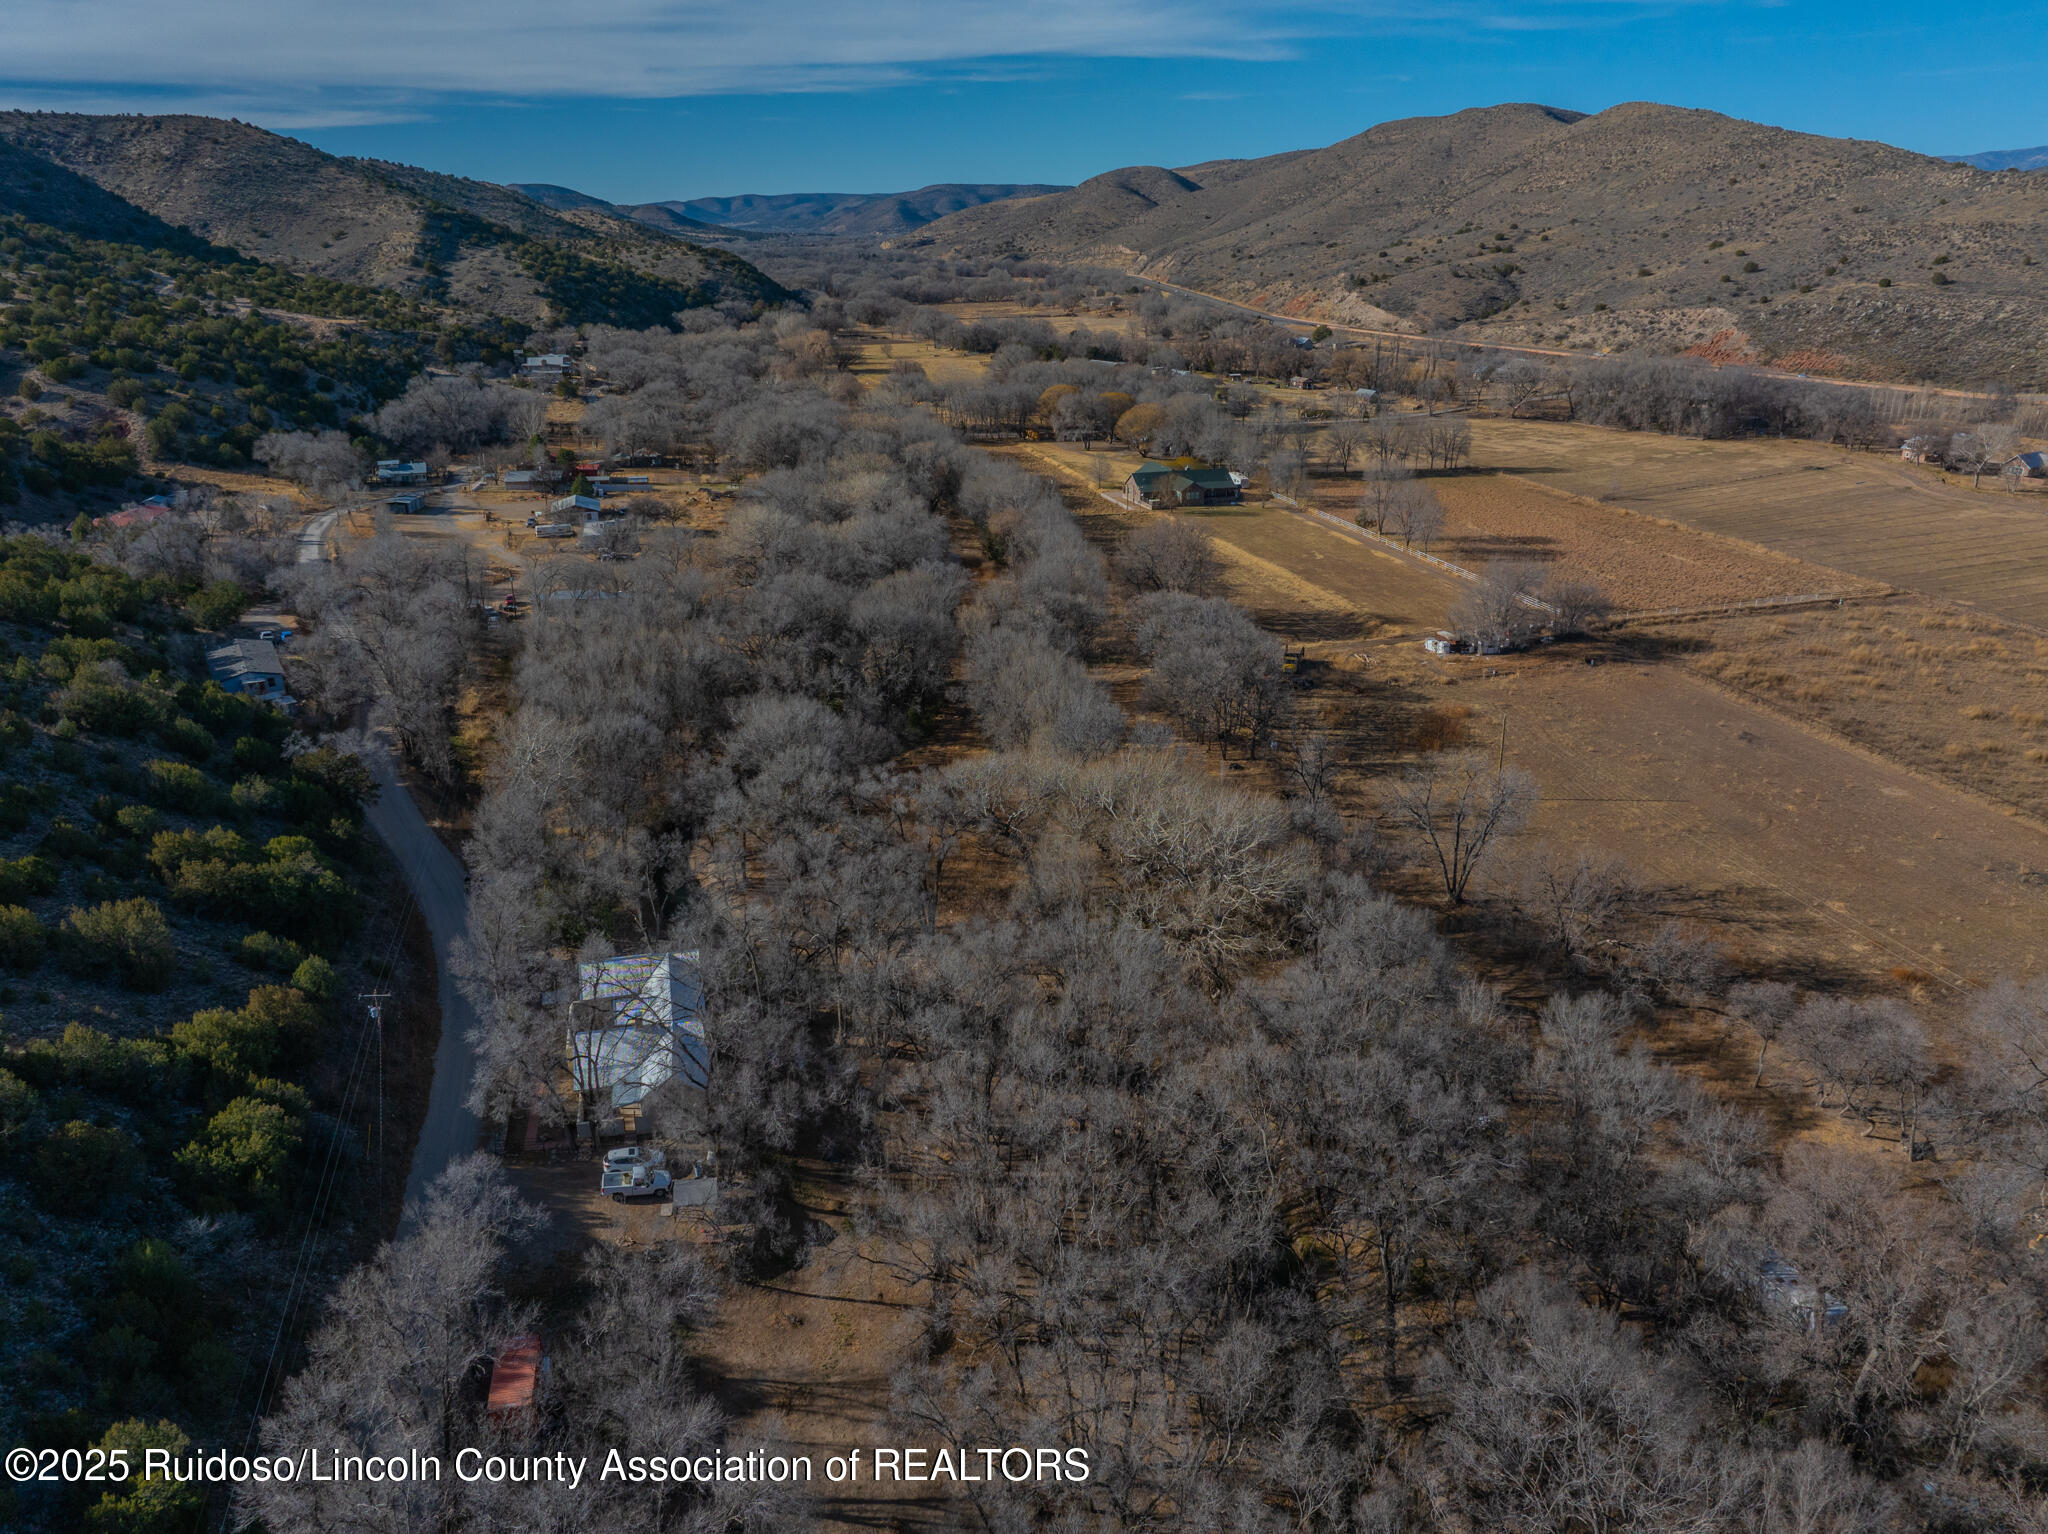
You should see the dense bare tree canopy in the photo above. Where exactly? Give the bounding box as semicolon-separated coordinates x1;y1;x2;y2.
207;289;2048;1534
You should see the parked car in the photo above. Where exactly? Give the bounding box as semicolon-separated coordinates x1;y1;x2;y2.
257;628;278;640
603;1145;665;1172
601;1166;672;1202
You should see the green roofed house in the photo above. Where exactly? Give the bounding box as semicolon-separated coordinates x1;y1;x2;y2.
1124;460;1242;509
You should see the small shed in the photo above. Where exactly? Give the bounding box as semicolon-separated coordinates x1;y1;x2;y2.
487;1334;545;1422
2008;450;2048;480
386;490;429;514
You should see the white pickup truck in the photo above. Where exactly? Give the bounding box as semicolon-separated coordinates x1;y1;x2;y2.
600;1165;672;1202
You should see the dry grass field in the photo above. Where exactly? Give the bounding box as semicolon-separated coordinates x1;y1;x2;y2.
1304;469;1885;613
1095;490;2048;1020
1668;598;2048;817
1469;418;2048;629
842;330;991;387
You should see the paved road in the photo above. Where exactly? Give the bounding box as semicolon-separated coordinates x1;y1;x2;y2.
297;505;483;1223
294;507;342;566
364;751;483;1224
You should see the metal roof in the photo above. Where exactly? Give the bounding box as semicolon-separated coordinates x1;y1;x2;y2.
206;638;284;682
567;951;708;1108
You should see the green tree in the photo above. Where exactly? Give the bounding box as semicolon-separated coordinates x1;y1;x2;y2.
34;1119;140;1207
0;1068;41;1151
83;1419;202;1534
0;903;46;970
61;897;176;990
176;1094;303;1209
184;579;247;631
291;954;338;1000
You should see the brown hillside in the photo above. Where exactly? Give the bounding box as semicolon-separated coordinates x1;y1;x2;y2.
926;102;2048;387
0;112;787;323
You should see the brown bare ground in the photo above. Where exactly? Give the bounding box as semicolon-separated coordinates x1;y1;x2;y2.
1468;417;2048;629
1159;499;2048;1023
1301;468;1881;613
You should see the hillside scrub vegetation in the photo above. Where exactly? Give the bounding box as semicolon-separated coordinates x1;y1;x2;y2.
0;210;515;482
0;533;412;1534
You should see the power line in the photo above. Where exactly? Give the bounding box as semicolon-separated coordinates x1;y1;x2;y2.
214;841;423;1533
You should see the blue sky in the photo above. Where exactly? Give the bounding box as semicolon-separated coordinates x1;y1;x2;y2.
1;1;2042;199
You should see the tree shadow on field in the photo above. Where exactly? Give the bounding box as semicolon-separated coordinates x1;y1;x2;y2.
1435;533;1560;564
1611;630;1713;663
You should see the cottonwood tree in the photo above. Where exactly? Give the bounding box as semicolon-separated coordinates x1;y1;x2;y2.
1449;558;1546;652
1133;592;1285;756
244;1158;539;1532
283;530;481;781
1382;477;1444;548
1114;518;1223;595
1540;573;1612;637
1388;750;1538;904
255;428;369;493
1520;845;1635;971
1727;979;1797;1087
1494;359;1547;417
372;373;545;456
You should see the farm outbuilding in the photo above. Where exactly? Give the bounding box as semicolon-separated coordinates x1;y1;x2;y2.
2008;450;2048;480
550;493;604;521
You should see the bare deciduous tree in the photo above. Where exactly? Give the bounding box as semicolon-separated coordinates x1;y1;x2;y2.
1389;751;1538;904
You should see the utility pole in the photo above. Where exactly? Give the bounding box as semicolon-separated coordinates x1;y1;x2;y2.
358;990;393;1212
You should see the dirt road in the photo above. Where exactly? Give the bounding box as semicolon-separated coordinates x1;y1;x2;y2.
1138;276;2038;401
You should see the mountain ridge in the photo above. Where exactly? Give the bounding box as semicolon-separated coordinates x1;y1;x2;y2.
0;113;788;327
923;102;2048;386
672;184;1070;236
1946;146;2048;173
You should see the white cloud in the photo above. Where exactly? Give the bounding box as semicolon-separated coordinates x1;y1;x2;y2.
0;1;1284;116
0;0;1720;126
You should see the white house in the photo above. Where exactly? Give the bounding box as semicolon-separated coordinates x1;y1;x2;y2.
376;460;430;485
567;951;707;1110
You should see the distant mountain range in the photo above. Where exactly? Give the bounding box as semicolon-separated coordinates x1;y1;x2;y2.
1945;146;2048;172
921;102;2048;387
0;113;787;327
510;181;1066;239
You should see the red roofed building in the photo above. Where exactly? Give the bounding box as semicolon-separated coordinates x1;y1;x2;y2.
487;1334;545;1423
